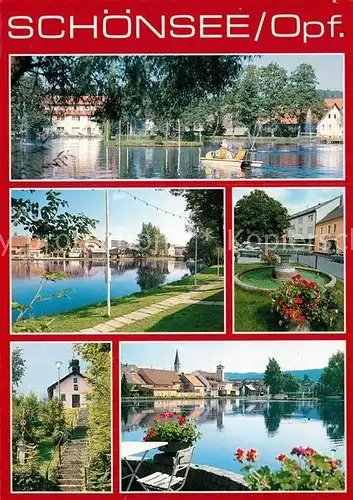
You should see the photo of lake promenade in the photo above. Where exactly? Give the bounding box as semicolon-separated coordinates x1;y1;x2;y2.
11;188;224;333
11;54;344;180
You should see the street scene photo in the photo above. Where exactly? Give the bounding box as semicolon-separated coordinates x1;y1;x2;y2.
120;341;345;492
11;54;343;180
234;188;345;332
11;342;111;492
11;188;224;333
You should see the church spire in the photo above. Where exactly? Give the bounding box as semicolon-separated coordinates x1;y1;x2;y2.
174;349;181;373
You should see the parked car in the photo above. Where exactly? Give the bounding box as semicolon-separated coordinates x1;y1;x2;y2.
239;244;261;258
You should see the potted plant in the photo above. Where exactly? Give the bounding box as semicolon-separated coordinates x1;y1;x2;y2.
143;412;201;454
234;446;345;491
269;274;341;332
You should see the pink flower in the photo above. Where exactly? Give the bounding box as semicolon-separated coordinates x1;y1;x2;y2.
291;446;306;457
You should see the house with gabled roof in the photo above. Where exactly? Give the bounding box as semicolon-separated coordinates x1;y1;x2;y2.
47;359;89;409
316;101;344;142
179;373;206;394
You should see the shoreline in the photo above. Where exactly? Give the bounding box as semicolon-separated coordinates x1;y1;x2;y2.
121;396;325;402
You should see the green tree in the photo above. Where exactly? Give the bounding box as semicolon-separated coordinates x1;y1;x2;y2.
282;373;300;394
185;234;222;267
230;65;261;135
264;358;283;396
121;373;131;398
11;190;99;254
284;63;326;127
234;190;290;243
137;222;167;257
74;343;111;491
317;351;344;396
12;347;26;394
171;189;224;244
136;265;167;291
258;63;288;136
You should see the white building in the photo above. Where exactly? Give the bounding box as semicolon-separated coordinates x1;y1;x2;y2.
288;196;343;244
316;103;344;142
50;97;103;137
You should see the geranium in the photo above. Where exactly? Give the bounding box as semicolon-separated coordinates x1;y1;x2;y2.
269;274;341;330
237;447;345;491
143;413;201;446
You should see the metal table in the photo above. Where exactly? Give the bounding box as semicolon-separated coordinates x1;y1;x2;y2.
121;440;168;491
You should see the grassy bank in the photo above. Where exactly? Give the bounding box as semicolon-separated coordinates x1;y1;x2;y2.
207;135;317;143
14;266;224;333
234;263;344;332
108;137;202;147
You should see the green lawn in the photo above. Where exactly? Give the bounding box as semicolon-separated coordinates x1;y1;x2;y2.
234;263;344;332
14;267;224;333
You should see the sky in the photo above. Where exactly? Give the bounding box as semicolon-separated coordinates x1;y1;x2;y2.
233;188;344;216
250;54;344;91
11;189;192;246
121;341;345;374
12;342;88;397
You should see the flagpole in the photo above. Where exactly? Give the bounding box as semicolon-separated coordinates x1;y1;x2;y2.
106;190;111;317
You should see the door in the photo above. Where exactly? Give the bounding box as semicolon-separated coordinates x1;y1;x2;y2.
72;394;81;408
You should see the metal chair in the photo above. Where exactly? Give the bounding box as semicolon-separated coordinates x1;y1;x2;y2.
137;446;195;492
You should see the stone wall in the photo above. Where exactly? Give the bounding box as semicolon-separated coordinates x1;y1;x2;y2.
121;458;248;491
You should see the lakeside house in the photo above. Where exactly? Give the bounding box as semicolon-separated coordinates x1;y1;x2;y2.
314;202;344;254
122;351;268;398
316;99;344;142
47;359;89;409
287;196;343;245
48;96;104;138
11;235;46;258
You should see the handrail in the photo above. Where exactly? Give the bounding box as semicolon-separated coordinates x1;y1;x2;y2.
45;430;70;486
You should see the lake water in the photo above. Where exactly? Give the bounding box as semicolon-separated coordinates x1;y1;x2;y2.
12;259;190;320
12;138;344;180
121;399;345;474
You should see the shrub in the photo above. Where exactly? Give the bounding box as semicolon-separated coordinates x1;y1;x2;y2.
143;413;201;446
235;446;345;491
269;274;341;330
12;444;44;491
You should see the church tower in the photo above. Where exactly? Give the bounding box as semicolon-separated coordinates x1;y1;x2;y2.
174;349;181;373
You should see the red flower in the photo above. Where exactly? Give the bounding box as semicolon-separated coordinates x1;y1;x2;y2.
148;428;157;437
298;314;305;323
279;299;284;305
235;448;246;463
159;413;166;418
294;297;303;305
292;274;302;281
143;435;149;441
304;447;317;456
246;448;258;462
327;458;341;470
177;416;187;425
291;446;306;457
276;453;287;462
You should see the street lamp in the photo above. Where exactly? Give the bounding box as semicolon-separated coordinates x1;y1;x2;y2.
194;227;198;286
56;361;63;402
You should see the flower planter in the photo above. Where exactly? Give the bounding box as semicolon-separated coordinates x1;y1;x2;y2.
287;320;311;332
158;441;190;454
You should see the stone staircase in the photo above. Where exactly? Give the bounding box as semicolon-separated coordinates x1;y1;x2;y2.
57;410;88;492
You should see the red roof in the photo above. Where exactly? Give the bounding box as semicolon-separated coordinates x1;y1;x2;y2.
12;235;30;247
324;98;344;110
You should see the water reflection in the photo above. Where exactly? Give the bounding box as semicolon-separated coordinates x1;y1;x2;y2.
12;138;343;180
121;399;345;472
12;259;190;319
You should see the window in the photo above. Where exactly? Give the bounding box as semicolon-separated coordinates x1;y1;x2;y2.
328;225;331;233
329;124;332;130
307;226;313;234
334;224;337;232
61;393;66;401
298;217;303;224
73;384;79;391
73;377;78;384
298;228;303;235
56;127;64;132
334;114;337;119
328;114;331;118
72;115;80;121
308;214;314;221
320;227;323;234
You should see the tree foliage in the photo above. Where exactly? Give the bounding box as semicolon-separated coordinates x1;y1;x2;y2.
317;351;344;397
137;222;167;257
185;234;223;267
74;343;111;491
264;358;283;396
234;190;290;243
282;373;300;394
172;189;224;245
12;347;26;394
11;190;99;253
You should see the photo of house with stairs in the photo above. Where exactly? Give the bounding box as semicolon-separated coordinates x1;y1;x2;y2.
11;342;111;492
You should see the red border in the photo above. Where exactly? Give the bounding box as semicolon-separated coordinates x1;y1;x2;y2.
1;0;352;498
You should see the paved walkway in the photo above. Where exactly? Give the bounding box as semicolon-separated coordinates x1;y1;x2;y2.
80;282;224;333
